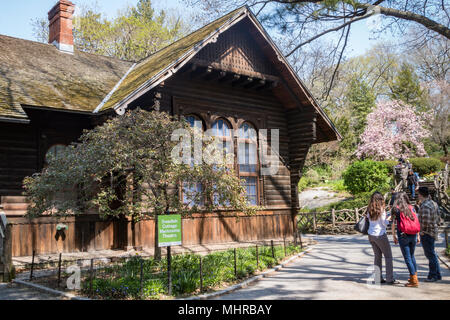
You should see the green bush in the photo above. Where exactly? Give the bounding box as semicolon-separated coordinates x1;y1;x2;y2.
378;160;398;173
342;160;391;195
409;158;444;176
298;168;321;191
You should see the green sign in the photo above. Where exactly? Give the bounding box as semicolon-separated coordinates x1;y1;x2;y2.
158;214;182;247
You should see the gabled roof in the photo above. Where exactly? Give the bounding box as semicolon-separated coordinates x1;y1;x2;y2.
94;6;341;142
0;6;340;142
0;34;133;122
95;7;246;113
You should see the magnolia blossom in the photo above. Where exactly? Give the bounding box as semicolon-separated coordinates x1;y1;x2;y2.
356;100;431;160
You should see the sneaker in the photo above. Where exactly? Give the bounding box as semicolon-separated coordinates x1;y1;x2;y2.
386;280;400;285
380;279;386;284
424;278;438;282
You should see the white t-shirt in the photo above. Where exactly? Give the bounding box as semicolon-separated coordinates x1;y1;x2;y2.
367;211;390;236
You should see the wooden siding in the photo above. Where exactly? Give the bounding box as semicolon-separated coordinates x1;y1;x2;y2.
8;210;294;257
0;123;38;196
130;73;297;209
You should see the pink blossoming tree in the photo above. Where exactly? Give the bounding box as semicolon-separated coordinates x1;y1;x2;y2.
356;100;431;160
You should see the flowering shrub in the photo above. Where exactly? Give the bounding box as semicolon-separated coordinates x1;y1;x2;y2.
422;172;438;181
356;100;431;160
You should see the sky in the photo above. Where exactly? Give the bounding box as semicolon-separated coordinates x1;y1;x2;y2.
0;0;390;58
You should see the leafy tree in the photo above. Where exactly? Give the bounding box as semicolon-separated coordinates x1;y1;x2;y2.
23;109;255;260
389;62;428;111
424;80;450;156
32;0;189;61
356;100;431;160
346;77;376;144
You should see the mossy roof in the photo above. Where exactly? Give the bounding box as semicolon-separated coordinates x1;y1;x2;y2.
0;34;133;121
98;7;245;112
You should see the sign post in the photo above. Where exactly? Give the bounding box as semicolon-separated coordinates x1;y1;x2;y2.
157;214;182;296
158;215;182;247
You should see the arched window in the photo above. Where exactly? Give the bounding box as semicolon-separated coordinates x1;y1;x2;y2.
45;144;67;164
211;118;233;160
238;123;258;205
182;115;205;206
185;114;203;131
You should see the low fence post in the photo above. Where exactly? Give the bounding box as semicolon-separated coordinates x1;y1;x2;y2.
256;245;259;270
29;250;35;281
312;213;317;232
199;256;203;292
332;209;336;228
139;258;144;299
234;248;237;278
355;208;359;223
89;258;94;295
57;253;62;288
271;240;275;259
167;246;172;296
298;231;303;249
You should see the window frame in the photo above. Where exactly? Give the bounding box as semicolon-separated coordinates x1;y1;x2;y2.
180;114;207;208
175;97;267;209
237;122;260;205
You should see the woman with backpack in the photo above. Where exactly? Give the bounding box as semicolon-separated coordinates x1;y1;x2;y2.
391;192;421;287
366;192;399;285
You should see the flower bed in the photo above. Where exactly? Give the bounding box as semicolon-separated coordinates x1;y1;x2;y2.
75;243;304;300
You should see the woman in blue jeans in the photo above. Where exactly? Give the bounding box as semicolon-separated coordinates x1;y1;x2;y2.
391;192;420;287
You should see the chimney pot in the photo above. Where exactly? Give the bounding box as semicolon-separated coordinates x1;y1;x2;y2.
48;0;75;54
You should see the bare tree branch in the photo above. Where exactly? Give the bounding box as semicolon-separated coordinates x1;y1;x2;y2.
286;12;371;56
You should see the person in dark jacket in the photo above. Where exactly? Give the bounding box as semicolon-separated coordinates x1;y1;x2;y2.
407;169;418;199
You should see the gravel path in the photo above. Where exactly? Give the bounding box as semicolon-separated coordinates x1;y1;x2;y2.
216;234;450;300
298;187;349;209
0;282;63;300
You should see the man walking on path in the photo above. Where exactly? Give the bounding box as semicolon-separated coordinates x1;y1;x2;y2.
417;187;442;282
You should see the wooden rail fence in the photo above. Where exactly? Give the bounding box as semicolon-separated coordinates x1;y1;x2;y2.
297;206;368;232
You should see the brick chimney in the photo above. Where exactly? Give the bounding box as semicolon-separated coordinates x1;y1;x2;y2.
48;0;75;54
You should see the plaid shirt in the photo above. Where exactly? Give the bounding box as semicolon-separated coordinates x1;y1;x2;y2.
418;198;439;239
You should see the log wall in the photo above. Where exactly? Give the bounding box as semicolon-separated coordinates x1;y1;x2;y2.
8;210;294;257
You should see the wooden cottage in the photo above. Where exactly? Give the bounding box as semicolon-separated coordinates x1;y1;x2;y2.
0;1;340;257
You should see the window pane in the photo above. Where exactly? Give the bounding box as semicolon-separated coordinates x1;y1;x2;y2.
186;115;203;130
241;176;257;205
45;144;66;163
183;182;204;206
212;119;231;138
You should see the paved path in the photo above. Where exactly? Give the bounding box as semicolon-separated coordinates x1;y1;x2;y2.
217;234;450;300
298;187;350;209
0;282;63;300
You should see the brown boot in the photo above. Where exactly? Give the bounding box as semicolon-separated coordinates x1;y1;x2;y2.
405;274;419;287
407;272;417;282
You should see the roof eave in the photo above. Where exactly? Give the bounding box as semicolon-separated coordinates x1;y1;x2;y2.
104;7;249;115
245;11;342;143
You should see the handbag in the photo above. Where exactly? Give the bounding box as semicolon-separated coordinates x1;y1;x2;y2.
354;213;369;235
